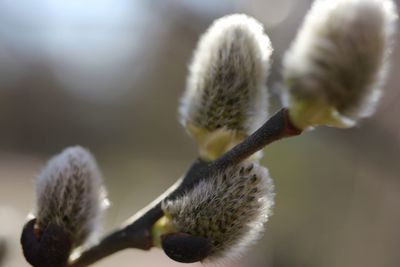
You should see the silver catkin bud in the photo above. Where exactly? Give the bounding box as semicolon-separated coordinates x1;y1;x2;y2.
283;0;398;129
162;162;274;262
179;14;273;160
35;146;105;248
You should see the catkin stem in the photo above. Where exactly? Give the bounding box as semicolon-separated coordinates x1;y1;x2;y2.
68;108;301;267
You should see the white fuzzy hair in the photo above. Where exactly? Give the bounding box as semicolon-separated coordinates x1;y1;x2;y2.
162;162;274;263
283;0;398;125
36;146;105;248
180;14;273;134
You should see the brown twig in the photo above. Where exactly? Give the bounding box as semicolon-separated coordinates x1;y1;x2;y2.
65;108;301;267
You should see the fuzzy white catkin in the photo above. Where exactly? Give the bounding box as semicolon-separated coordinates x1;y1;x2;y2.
162;162;274;262
180;14;273;135
35;146;105;248
283;0;398;128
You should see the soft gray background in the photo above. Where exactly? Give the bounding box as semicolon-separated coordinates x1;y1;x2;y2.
0;0;399;266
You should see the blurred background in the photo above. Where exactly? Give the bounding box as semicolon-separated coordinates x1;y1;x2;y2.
0;0;399;266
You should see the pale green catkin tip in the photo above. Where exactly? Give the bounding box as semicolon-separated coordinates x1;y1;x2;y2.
288;96;355;129
151;215;176;248
186;123;247;161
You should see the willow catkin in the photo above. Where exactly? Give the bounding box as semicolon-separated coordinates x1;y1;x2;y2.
283;0;398;128
179;14;273;159
35;146;104;248
162;162;274;262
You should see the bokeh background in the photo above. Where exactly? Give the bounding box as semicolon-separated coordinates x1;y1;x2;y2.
1;0;399;266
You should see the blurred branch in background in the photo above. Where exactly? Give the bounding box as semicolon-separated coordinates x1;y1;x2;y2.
0;238;6;267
